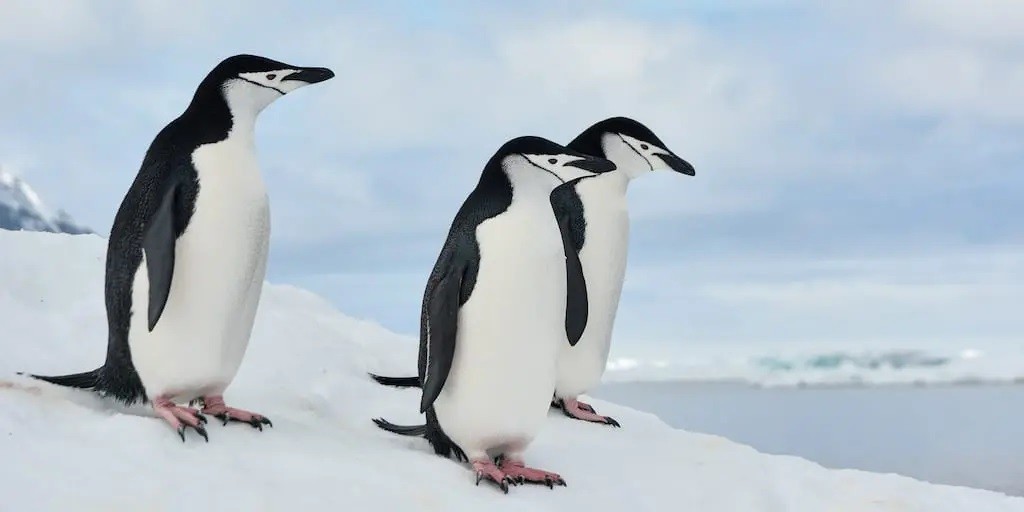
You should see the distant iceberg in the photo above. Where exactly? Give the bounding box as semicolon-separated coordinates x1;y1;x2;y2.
604;345;1024;387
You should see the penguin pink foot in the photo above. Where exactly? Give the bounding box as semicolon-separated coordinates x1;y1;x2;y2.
551;397;595;413
152;396;208;442
472;460;515;494
497;457;566;488
557;398;620;427
195;395;273;430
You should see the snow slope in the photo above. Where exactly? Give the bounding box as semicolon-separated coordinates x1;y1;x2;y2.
0;167;92;235
0;231;1021;511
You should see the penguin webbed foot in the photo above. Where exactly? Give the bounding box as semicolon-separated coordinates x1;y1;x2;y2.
472;460;515;494
152;397;209;443
198;395;273;431
552;398;595;414
211;412;273;430
556;398;621;427
495;456;566;489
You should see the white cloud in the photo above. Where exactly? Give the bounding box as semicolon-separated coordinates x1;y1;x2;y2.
860;44;1024;124
822;0;1024;125
298;13;785;169
899;0;1024;46
0;1;100;50
614;247;1024;345
1;2;1022;351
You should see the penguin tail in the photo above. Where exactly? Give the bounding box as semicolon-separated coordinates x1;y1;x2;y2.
20;368;100;390
372;417;427;437
367;373;421;388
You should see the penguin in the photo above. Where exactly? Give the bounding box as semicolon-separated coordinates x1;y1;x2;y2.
368;117;694;427
549;117;694;426
25;54;334;442
373;136;616;493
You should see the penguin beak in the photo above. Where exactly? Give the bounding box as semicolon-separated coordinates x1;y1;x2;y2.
565;156;617;174
284;67;336;85
656;153;695;176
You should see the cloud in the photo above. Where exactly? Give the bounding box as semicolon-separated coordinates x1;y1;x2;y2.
0;2;1022;349
898;0;1024;45
615;247;1024;345
857;41;1024;124
0;1;100;50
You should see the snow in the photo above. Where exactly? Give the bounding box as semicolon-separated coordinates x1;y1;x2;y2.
0;230;1021;511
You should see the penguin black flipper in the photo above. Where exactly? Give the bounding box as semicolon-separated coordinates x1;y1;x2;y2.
142;179;181;332
551;179;589;346
419;255;466;413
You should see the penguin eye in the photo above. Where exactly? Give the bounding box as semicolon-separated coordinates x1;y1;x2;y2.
547;158;557;165
640;143;649;150
266;73;277;81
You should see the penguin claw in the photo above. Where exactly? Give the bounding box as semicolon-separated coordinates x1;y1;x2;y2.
153;398;209;443
194;424;209;442
472;460;512;494
175;423;208;443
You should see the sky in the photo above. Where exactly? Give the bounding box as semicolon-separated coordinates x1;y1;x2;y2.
0;0;1022;353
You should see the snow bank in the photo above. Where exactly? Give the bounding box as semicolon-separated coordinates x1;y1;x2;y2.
0;230;1021;511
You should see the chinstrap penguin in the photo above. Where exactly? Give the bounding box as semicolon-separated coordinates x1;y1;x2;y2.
372;136;616;493
549;116;694;426
25;54;334;442
367;117;694;427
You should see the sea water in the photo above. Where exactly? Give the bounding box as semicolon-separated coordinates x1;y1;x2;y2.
593;381;1023;497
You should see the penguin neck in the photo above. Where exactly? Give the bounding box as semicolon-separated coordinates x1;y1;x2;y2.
180;82;262;146
180;84;236;145
591;168;630;194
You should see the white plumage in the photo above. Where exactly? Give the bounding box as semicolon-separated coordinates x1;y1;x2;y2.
433;160;569;462
554;171;630;399
128;127;270;402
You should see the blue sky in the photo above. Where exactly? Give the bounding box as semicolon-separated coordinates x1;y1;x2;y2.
1;1;1022;351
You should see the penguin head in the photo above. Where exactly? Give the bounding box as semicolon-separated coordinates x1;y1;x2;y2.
567;117;695;180
495;136;618;186
199;54;335;117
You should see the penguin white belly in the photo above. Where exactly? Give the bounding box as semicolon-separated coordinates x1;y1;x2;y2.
434;198;566;458
128;138;270;401
555;180;629;399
